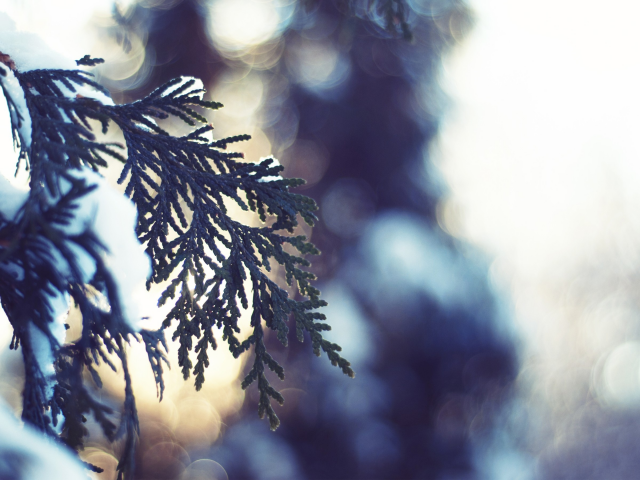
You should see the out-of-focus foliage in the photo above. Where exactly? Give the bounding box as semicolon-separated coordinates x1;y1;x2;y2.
88;0;516;479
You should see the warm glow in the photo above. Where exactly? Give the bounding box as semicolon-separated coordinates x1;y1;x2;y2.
0;0;133;60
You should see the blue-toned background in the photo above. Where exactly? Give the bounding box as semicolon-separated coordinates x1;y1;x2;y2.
3;0;640;478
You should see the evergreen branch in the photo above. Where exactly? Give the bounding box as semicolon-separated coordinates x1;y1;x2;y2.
140;329;170;400
0;60;352;474
75;55;105;67
101;79;351;417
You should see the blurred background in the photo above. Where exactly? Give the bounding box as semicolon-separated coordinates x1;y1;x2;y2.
2;0;640;478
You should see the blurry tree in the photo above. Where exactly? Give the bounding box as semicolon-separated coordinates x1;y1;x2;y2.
97;1;519;479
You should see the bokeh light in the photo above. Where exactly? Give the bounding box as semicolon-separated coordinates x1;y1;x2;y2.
321;178;376;238
285;38;351;94
207;0;295;53
182;459;229;480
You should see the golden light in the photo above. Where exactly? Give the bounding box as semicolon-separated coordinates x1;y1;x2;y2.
0;0;135;61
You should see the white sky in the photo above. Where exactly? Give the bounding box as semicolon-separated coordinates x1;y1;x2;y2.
438;0;640;278
435;0;640;435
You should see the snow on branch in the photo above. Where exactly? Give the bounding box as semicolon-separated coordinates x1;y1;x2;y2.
0;18;352;479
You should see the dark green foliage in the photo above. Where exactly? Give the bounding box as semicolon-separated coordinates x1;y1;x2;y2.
75;55;105;67
0;56;352;478
104;75;355;426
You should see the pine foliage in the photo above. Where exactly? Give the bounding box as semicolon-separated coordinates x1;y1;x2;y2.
0;54;353;479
